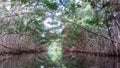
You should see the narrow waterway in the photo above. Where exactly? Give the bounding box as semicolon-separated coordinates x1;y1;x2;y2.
0;51;120;68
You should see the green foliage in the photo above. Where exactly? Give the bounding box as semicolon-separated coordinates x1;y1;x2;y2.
0;0;111;47
44;0;58;10
68;3;76;13
66;24;80;45
79;1;96;25
21;0;29;3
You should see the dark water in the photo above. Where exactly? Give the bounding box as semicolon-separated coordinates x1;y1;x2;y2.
0;52;120;68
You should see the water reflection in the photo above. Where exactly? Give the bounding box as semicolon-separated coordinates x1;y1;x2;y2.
47;41;62;63
63;52;120;68
0;52;45;68
0;52;120;68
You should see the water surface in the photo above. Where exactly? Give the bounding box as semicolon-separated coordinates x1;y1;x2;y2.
0;52;119;68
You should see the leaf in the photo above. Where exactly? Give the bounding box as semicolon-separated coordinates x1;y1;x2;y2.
25;26;32;32
44;0;58;10
21;0;29;4
69;3;76;13
33;20;43;31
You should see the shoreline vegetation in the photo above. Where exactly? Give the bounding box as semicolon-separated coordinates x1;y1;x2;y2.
0;0;120;58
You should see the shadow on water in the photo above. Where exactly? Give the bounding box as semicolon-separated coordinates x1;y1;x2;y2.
0;51;120;68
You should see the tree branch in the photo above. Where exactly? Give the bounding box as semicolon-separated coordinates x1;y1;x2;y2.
79;25;120;44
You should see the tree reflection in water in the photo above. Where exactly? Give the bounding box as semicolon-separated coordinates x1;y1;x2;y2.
0;52;120;68
0;52;45;68
63;52;120;68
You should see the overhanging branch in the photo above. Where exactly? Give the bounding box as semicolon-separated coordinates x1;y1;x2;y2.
78;25;120;44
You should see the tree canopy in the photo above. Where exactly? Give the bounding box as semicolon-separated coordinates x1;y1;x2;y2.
0;0;120;53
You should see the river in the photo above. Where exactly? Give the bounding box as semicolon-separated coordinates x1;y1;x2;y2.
0;51;119;68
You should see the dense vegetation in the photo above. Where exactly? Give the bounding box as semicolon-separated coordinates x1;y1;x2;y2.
0;0;120;56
